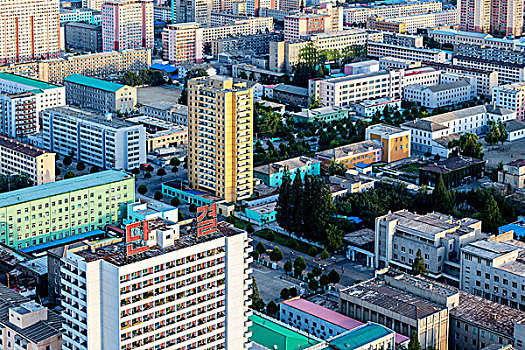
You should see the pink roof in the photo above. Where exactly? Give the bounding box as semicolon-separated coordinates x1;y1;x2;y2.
282;298;411;344
282;298;363;331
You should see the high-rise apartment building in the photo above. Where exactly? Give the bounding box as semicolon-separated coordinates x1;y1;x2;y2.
162;23;204;64
0;170;135;249
0;0;60;65
284;13;331;42
459;0;523;36
41;106;147;170
61;220;253;350
188;76;253;203
175;0;212;27
102;0;154;52
246;0;278;16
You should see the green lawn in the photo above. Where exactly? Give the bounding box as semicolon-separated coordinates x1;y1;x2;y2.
254;229;318;256
398;163;423;174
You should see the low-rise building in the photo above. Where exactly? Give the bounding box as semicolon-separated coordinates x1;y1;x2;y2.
244;201;277;225
60;7;101;25
375;210;485;284
367;41;447;63
291;106;353;124
139;101;188;125
329;323;398;350
272;84;309;107
452;56;525;85
382;33;424;48
41;106;146;170
403;79;476;109
368;10;458;34
0;284;64;350
64;74;137;113
366;123;411;163
504;119;525;142
0;136;55;185
253;156;321;187
64;22;102;52
379;57;422;70
329;174;377;194
127;116;187;153
401;105;516;155
498;159;525;190
343;60;380;75
317;140;382;169
349;98;401;118
419;156;486;189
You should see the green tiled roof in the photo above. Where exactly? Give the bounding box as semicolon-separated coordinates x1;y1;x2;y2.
249;314;319;350
0;170;133;208
64;74;126;92
0;73;60;90
330;323;393;350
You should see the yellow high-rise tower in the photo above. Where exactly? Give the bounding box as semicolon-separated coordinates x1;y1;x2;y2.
188;75;253;203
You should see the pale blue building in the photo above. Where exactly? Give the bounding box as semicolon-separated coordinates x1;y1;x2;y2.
253;156;321;187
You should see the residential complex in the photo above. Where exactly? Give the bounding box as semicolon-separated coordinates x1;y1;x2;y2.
452;56;525;85
175;0;212;26
401;105;516;156
0;136;55;185
41;106;146;170
253;156;321;187
0;0;60;65
428;28;525;50
493;83;525;120
368;10;458;34
0;169;134;249
365;124;411;163
343;1;443;24
283;13;331;42
403;79;476;109
0;49;152;84
211;32;282;57
64;74;137;113
60;7;102;25
458;0;523;36
187;76;253;203
102;0;154;52
61;220;253;349
367;42;447;63
316;140;382;169
374;210;485;284
162;23;204;64
64;22;103;53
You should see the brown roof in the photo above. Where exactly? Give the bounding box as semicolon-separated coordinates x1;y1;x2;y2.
0;136;49;157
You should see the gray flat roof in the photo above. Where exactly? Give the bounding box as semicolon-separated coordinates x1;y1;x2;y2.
0;170;133;208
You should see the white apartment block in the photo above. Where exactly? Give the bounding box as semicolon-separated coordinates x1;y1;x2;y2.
493;83;525;121
344;1;442;24
427;29;524;50
403;79;476;109
139;102;188;125
61;220;253;350
202;18;274;42
401;105;516;156
461;234;525;310
102;0;154;52
371;10;459;34
0;73;66;115
162;23;204;64
452;56;525;85
367;42;447;63
0;0;60;65
309;67;441;107
0;136;55;185
379;57;422;70
375;210;485;285
284;13;331;42
41;106;146;170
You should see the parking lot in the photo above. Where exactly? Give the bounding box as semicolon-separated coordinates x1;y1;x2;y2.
253;264;305;302
137;86;182;105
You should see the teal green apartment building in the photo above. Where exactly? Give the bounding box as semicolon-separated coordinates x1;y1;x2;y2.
253;156;321;187
0;170;135;249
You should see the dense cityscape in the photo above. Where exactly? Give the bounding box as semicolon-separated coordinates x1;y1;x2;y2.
0;0;524;349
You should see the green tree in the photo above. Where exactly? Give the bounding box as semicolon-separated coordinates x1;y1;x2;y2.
90;165;100;174
449;133;484;159
189;203;198;216
325;224;343;252
328;269;340;284
308;246;318;257
63;156;72;167
64;170;76;179
308;278;319;291
138;184;148;195
432;174;453;212
326;159;347;176
276;171;292;232
270;247;284;262
131;168;140;175
293;257;307;276
246;224;255;233
171;166;179;173
284;260;293;274
408;331;422;350
154;191;163;200
312;266;322;277
287;238;298;249
146;164;154;172
157;168;166;179
289;287;298;297
411;249;428;276
251;250;260;260
144;172;152;179
280;288;291;300
256;242;266;255
480;195;504;234
319;274;330;288
171;197;180;207
266;300;279;315
320;249;330;260
170;157;181;166
251;279;265;311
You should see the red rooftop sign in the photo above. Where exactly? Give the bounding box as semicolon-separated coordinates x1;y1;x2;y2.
196;203;217;237
126;221;150;256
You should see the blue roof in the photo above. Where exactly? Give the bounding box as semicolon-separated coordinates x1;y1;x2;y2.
355;162;372;169
19;230;105;253
64;74;126;92
329;323;393;350
0;170;133;208
499;222;525;237
150;63;178;74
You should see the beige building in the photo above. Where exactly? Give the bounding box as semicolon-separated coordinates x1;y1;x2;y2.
127;116;188;152
64;74;137;113
368;10;458;34
0;49;152;84
0;136;55;185
498;159;525;189
188;76;253;203
344;1;442;24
